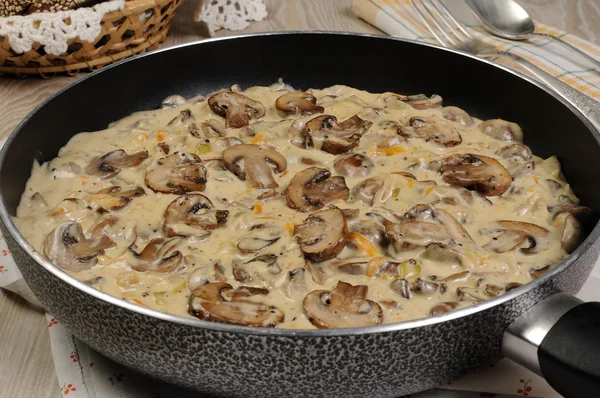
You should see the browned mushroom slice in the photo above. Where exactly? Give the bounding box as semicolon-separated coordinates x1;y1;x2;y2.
390;279;412;299
376;120;401;136
493;220;549;254
232;254;283;287
485;284;505;297
163;194;228;238
431;208;474;244
352;176;384;205
86;149;149;178
89;216;119;237
439;153;512;196
207;92;266;128
456;287;487;303
157;142;170;154
552;205;594;223
430;301;460;316
275;92;324;115
333;153;374;178
411;278;440;296
160;94;186;109
399;117;462;147
479;119;523;142
561;213;584;254
495;143;532;161
187;260;226;291
222;144;287;189
349;220;389;248
303;281;383;328
404;94;443;109
294;208;348;262
43;221;116;272
237;224;283;254
285;167;349;212
441;271;471;283
384;219;451;252
442;106;473;126
188;282;284;327
128;238;183;273
145;153;207;194
199;119;226;138
168;108;193;127
304;115;373;154
93;186;146;211
529;265;550;278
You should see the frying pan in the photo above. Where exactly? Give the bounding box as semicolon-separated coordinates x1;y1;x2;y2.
1;32;600;398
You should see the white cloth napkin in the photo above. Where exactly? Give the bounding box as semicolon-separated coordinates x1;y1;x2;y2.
2;0;600;395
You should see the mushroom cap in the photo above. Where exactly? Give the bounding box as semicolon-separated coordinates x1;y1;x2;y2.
479;119;523;142
237;224;283;254
163;194;228;238
334;153;375;178
43;221;115;272
495;143;532;161
561;213;584;254
442;106;473;126
399;117;462;147
303;281;383;328
286;167;350;212
145;153;207;194
439;153;512;196
275;92;324;115
304;115;372;155
86;149;149;178
222;144;287;189
128;238;183;273
294;208;348;262
207;92;266;128
188;282;284;327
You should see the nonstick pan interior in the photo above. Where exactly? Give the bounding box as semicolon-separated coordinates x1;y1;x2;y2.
3;32;600;222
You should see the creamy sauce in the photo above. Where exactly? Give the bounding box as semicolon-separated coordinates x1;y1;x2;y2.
15;83;584;329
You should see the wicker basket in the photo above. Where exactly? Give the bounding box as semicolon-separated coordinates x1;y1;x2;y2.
0;0;182;78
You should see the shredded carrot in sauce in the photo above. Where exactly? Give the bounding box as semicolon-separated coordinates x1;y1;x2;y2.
253;202;263;214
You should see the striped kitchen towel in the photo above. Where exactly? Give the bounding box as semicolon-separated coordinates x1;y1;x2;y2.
352;0;600;100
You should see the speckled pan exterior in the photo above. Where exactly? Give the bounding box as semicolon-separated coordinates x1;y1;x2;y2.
2;33;600;398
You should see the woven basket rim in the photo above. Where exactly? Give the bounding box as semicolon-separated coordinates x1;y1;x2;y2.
109;0;175;16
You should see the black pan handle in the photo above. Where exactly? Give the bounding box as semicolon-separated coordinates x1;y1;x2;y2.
502;294;600;397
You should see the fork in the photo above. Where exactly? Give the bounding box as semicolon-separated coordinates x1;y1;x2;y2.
411;0;600;131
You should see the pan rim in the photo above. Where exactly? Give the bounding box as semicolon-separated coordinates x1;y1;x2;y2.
1;31;598;337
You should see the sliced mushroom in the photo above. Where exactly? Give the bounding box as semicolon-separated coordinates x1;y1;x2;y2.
188;282;284;327
349;220;389;248
485;220;549;254
237;224;282;254
294;208;348;262
390;279;412;299
128;238;183;273
43;221;116;272
168;109;194;127
222;144;287;189
199;119;226;138
163;194;228;238
207;92;266;128
439;153;512;196
442;106;473;126
275;92;324;115
561;213;584;254
479;119;523;142
303;115;373;154
404;94;443;109
285;167;349;212
430;208;474;244
399;117;462;147
495;143;532;161
161;94;186;109
430;301;460;316
157;142;170;154
351;176;384;205
92;186;145;211
86;149;149;178
529;265;550;278
145;153;207;194
411;278;440;296
552;205;594;224
232;254;283;288
187;260;226;291
89;216;118;237
303;281;383;328
456;287;487;303
333;153;375;178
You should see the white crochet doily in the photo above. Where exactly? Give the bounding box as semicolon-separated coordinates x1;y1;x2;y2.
195;0;268;36
0;0;125;56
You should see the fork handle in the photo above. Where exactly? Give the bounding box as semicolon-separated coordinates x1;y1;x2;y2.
532;33;600;72
490;51;600;132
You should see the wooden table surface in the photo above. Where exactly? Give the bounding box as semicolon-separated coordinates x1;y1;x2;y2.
1;0;599;396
